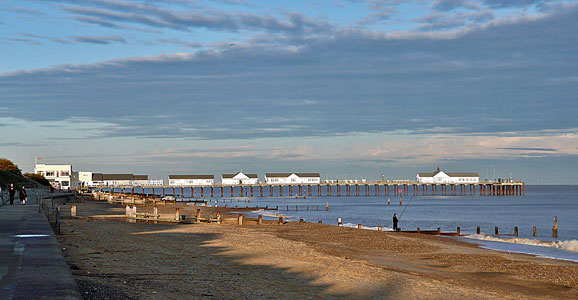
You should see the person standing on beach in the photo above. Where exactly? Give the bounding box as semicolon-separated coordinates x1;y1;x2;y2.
393;213;399;232
8;183;16;205
19;186;27;205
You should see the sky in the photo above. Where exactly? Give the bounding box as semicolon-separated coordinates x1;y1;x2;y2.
0;0;577;184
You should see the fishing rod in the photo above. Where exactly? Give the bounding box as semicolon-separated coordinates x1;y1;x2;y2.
398;196;414;220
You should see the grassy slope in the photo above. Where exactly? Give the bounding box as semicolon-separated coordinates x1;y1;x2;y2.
0;170;39;188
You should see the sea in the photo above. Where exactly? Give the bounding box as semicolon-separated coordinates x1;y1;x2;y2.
140;185;578;262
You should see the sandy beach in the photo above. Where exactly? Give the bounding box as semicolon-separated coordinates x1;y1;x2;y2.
57;200;578;299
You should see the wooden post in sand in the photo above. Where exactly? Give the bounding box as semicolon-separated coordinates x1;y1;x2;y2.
318;220;323;224
477;226;480;234
437;227;441;234
175;208;180;221
196;209;201;222
495;226;499;235
378;226;382;231
553;216;558;238
357;224;362;229
417;227;420;233
533;226;537;237
300;219;304;224
216;211;221;224
153;206;158;223
514;226;518;237
70;205;76;217
238;214;244;225
278;217;283;225
258;215;263;225
457;227;460;235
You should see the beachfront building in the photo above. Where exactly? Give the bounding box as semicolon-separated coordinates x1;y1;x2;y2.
168;175;215;186
417;167;479;184
264;173;321;184
221;171;258;185
102;174;134;186
132;175;149;186
85;173;162;186
34;163;72;189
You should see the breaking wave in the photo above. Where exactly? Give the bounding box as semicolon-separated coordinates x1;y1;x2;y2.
464;234;578;252
342;223;394;231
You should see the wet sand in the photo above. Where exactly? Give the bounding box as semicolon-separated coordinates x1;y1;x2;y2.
57;200;578;299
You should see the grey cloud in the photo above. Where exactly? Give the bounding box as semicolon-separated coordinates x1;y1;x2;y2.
2;6;44;15
69;35;126;44
432;0;481;11
19;32;70;44
1;7;577;140
4;37;42;45
415;11;494;31
56;1;335;35
498;147;557;152
157;38;202;48
482;0;545;8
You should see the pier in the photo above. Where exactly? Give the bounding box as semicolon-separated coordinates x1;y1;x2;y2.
86;180;525;198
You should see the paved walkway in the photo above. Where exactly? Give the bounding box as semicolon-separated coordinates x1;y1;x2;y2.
0;199;81;299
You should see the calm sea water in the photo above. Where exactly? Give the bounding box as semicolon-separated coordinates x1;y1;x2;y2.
137;185;578;261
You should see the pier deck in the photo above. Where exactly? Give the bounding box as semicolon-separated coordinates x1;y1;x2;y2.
87;180;525;198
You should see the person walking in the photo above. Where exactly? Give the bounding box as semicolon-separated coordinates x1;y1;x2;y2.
393;213;399;232
8;183;16;205
19;186;27;205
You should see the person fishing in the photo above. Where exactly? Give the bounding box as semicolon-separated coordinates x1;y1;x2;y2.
393;213;399;232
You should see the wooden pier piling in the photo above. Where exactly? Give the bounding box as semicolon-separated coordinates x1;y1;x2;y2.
553;216;558;238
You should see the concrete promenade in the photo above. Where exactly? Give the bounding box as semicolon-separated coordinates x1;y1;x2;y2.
0;196;81;299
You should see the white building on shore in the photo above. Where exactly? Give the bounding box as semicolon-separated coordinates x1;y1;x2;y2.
264;173;321;184
417;167;479;184
34;163;72;189
168;175;215;186
221;171;258;185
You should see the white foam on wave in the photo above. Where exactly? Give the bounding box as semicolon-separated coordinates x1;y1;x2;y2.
464;234;578;252
251;209;293;220
342;223;394;231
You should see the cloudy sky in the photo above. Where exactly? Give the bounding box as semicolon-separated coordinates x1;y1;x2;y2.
1;0;577;184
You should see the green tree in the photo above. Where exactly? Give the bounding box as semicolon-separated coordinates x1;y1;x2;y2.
0;158;20;174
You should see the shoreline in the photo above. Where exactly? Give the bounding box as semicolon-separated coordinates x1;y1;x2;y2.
57;200;578;299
